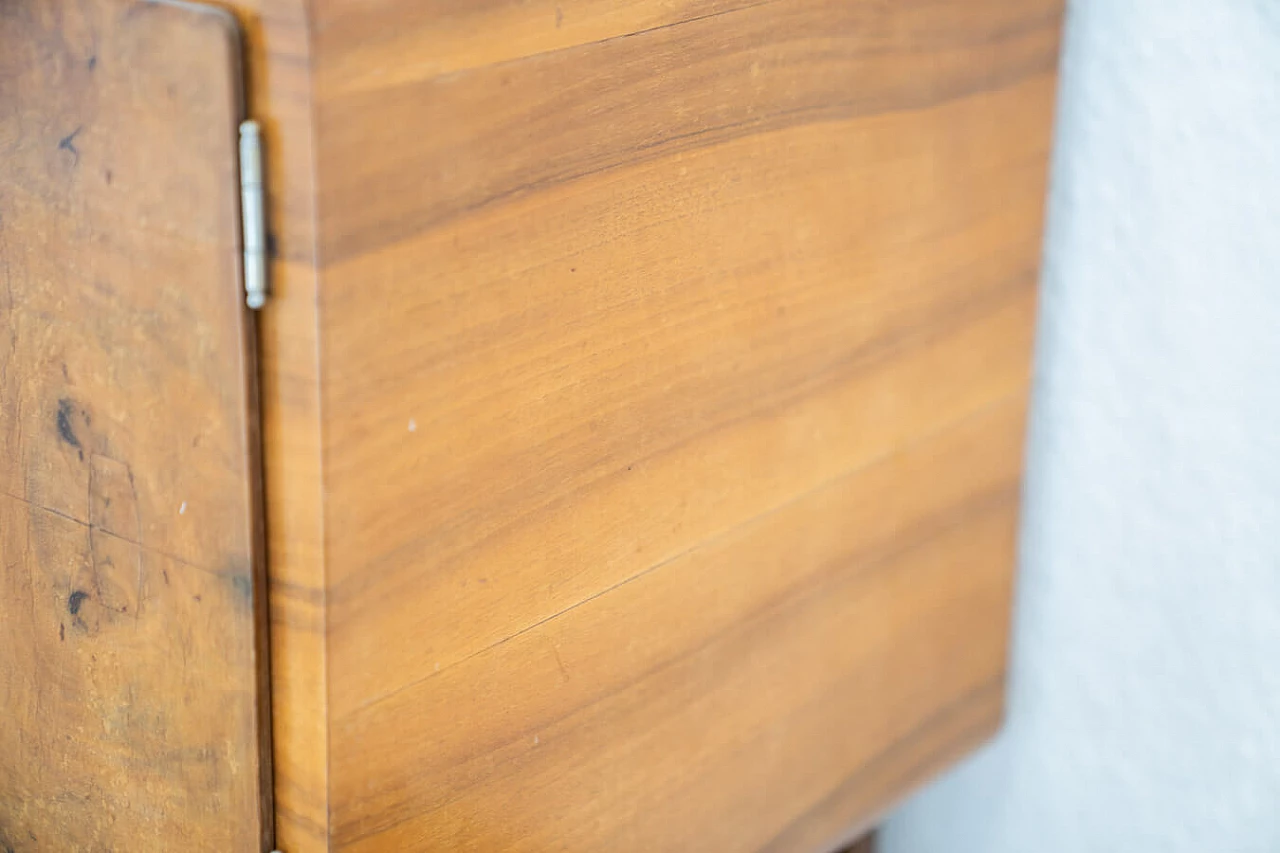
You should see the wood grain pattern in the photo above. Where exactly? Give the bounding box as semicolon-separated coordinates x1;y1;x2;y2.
305;0;1063;849
0;2;270;848
322;76;1050;715
317;0;1061;261
333;397;1025;851
314;0;762;95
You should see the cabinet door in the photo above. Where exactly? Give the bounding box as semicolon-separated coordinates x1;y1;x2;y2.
0;2;270;849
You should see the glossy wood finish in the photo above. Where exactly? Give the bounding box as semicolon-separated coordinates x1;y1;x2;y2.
0;2;270;848
307;0;1063;849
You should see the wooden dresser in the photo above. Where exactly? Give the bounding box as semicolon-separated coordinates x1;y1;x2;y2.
0;0;1063;849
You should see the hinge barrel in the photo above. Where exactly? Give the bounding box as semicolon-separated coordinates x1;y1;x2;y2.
239;120;267;309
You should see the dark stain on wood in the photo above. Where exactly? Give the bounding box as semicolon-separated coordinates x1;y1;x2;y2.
231;573;254;607
57;126;83;165
67;590;88;615
55;398;83;459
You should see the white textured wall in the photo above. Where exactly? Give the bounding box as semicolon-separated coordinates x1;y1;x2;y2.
880;2;1280;851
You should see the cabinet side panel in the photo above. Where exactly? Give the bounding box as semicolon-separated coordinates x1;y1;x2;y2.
311;0;1063;849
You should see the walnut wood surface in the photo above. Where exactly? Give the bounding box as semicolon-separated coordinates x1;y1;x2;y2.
0;2;270;849
305;0;1063;849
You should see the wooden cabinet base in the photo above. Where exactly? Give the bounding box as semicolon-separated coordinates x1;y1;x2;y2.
2;0;1063;849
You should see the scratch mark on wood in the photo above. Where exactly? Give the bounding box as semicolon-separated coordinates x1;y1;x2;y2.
549;641;570;682
0;487;230;578
85;450;97;627
130;467;143;624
